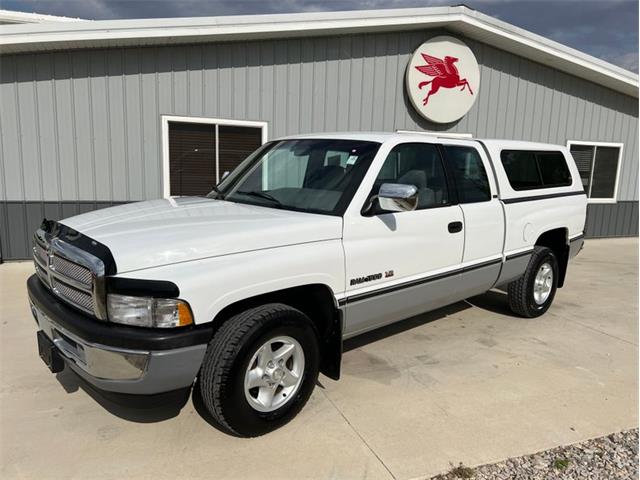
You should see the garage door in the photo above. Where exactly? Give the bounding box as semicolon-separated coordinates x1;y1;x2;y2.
168;121;263;196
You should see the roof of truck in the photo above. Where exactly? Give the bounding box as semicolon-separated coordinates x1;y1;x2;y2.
280;132;568;150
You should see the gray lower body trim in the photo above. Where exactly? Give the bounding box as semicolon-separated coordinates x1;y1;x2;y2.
495;251;533;287
569;235;584;259
343;259;502;339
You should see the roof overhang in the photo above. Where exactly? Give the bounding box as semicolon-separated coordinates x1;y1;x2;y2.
0;6;637;98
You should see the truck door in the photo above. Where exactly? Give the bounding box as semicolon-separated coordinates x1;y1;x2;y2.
341;141;465;337
441;143;504;297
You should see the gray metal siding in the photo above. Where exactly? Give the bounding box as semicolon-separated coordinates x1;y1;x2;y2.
0;29;638;259
585;201;639;238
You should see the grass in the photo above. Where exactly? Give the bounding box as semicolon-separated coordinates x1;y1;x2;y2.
449;463;475;478
553;458;570;470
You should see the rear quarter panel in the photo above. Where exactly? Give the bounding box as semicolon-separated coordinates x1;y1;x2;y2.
483;141;587;254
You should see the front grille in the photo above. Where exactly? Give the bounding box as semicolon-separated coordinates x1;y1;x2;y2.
51;278;95;314
51;254;92;287
32;230;105;319
33;241;48;267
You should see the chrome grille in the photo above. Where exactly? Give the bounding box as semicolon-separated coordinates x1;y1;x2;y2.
51;254;92;287
51;278;95;314
33;241;48;268
32;230;106;319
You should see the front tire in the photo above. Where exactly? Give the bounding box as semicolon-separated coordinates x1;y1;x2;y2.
198;303;319;437
508;246;558;318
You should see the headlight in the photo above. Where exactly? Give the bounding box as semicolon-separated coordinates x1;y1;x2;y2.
107;294;193;328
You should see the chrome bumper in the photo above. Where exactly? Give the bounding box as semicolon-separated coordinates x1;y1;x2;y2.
30;302;207;395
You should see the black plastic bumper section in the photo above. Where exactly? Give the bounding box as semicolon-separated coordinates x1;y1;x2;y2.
27;275;213;351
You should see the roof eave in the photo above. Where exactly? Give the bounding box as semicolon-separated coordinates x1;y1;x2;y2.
0;6;637;97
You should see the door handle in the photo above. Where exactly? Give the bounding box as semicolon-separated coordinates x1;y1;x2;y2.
448;221;463;233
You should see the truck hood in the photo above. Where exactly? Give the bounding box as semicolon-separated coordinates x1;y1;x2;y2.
60;197;343;273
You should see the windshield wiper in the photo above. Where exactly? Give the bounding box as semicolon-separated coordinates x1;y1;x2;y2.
237;190;283;207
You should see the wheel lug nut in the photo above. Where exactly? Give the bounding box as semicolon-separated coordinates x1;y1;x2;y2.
267;361;274;368
278;359;284;366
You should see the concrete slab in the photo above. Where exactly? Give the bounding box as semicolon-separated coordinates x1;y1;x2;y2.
1;238;637;479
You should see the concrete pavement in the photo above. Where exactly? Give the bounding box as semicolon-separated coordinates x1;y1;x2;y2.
1;238;637;479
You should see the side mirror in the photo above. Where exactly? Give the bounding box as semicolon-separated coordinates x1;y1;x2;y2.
377;183;419;212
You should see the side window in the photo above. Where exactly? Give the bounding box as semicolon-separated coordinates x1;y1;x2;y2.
500;150;572;191
372;143;449;210
443;146;491;203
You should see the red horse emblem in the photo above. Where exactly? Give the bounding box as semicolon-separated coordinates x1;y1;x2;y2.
415;53;474;105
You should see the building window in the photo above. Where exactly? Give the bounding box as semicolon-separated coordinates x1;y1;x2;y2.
568;141;623;202
500;150;572;191
162;116;267;197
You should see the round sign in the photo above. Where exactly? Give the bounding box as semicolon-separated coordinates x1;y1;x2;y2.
405;36;480;124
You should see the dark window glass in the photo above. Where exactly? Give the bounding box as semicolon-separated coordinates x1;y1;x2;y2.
500;151;542;190
536;152;572;187
501;150;572;191
590;146;619;198
569;144;621;199
444;146;491;203
371;143;449;210
569;144;595;192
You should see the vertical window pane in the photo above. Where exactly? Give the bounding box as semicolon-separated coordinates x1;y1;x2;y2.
444;146;490;203
500;151;542;190
590;146;619;198
569;145;595;192
374;143;448;209
536;152;572;187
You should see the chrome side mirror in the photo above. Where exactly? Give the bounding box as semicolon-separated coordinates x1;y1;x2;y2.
377;183;419;212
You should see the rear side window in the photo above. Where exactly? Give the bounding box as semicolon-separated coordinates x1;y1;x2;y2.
500;150;572;191
443;146;491;203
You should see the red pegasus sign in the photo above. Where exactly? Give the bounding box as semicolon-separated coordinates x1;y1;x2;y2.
415;53;474;105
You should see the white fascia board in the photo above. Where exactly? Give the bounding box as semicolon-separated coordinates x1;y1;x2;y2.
0;6;637;97
0;9;85;24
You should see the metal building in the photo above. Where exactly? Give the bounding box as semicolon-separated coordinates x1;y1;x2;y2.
0;6;638;260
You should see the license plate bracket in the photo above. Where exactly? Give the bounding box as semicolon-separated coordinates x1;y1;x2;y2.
37;330;65;373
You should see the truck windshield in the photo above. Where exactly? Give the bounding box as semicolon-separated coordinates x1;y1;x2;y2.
208;139;381;216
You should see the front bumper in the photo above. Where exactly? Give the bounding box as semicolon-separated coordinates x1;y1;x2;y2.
27;275;211;395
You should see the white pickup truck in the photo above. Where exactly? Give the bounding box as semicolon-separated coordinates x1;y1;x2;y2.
28;132;586;436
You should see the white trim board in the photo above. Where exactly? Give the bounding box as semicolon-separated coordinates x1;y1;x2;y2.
161;115;268;198
566;140;624;204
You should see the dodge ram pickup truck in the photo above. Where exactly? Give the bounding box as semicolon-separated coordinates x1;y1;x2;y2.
27;132;587;436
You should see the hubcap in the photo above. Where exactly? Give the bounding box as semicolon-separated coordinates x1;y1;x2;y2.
244;336;305;413
533;262;553;305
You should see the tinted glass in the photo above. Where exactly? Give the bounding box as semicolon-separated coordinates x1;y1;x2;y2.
590;146;619;198
214;139;380;216
536;152;572;187
372;143;449;210
444;146;490;203
501;150;572;190
501;151;542;190
569;144;595;192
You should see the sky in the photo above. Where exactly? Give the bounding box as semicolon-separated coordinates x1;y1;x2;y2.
3;0;638;72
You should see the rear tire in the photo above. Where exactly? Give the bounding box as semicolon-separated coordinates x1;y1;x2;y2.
198;303;319;437
508;246;558;318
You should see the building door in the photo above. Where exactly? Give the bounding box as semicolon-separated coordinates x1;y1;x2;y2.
166;119;264;197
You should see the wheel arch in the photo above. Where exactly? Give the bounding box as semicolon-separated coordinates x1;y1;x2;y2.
535;227;569;287
210;284;343;380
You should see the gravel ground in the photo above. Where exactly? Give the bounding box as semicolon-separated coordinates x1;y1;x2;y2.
432;429;638;479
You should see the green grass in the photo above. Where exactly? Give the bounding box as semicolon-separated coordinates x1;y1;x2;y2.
553;458;570;470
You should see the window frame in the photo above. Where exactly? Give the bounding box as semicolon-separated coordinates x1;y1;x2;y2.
441;144;492;204
566;140;623;204
161;115;269;198
361;141;455;215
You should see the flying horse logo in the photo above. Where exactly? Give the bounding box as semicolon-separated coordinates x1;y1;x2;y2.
415;53;474;106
